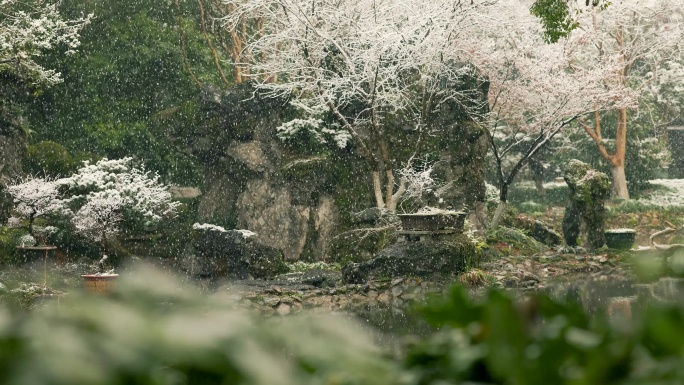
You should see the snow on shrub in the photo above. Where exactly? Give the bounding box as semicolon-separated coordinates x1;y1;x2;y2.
59;158;181;241
5;176;64;234
6;158;180;242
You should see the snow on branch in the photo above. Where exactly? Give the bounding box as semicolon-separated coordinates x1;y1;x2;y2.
6;158;181;242
220;0;491;134
0;0;93;86
58;158;181;241
5;175;64;232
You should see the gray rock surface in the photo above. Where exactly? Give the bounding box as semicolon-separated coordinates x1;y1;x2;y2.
184;228;288;279
342;234;477;283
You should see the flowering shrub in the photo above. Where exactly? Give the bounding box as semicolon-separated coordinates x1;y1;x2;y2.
5;176;63;234
6;158;180;243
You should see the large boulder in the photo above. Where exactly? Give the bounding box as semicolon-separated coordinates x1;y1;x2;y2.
184;225;288;279
342;234;477;283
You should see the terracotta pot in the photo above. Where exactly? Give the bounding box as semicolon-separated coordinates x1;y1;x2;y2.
81;274;119;294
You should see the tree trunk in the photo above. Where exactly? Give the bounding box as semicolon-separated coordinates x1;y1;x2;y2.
611;165;629;199
490;200;507;230
580;109;630;200
372;171;385;209
489;182;509;230
471;201;488;236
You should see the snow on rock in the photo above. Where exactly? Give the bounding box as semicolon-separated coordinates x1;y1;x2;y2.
192;223;257;238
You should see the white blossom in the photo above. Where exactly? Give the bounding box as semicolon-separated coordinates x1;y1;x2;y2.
4;158;181;242
57;158;180;241
5;176;64;230
0;0;93;86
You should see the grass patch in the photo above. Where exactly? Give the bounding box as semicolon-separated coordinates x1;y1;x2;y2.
507;183;568;207
487;226;546;256
458;269;496;288
516;201;547;214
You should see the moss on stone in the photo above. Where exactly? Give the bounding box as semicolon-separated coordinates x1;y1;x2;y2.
341;234;480;283
562;160;610;249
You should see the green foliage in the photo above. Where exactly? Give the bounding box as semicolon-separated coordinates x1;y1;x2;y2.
0;267;401;385
517;200;547;214
26;0;216;185
45;223;101;260
530;0;580;43
411;283;684;384
23;141;89;177
0;227;28;265
487;226;546;255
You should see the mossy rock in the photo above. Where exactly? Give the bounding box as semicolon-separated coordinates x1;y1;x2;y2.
562;159;610;249
342;234;478;283
188;228;288;279
329;228;396;264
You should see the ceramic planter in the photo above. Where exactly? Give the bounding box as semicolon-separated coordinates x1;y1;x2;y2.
604;229;636;250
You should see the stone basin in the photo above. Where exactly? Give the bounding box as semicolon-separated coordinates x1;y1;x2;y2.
397;212;466;232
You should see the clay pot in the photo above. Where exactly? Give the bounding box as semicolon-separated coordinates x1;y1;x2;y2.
81;274;119;294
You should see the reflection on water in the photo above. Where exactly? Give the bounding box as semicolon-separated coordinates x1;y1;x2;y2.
541;275;684;319
349;301;435;351
351;276;684;345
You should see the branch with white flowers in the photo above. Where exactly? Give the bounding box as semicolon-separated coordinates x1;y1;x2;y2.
0;0;93;86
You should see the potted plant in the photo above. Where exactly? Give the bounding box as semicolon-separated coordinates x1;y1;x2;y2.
81;255;119;294
604;228;636;250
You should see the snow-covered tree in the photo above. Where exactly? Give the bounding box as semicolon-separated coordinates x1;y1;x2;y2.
219;0;492;212
6;158;180;245
460;0;635;228
6;175;63;235
569;1;684;199
0;0;93;86
59;158;181;242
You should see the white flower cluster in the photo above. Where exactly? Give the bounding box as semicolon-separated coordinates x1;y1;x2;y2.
6;158;180;242
6;176;63;221
275;100;351;149
397;162;438;200
17;234;36;247
0;0;93;86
